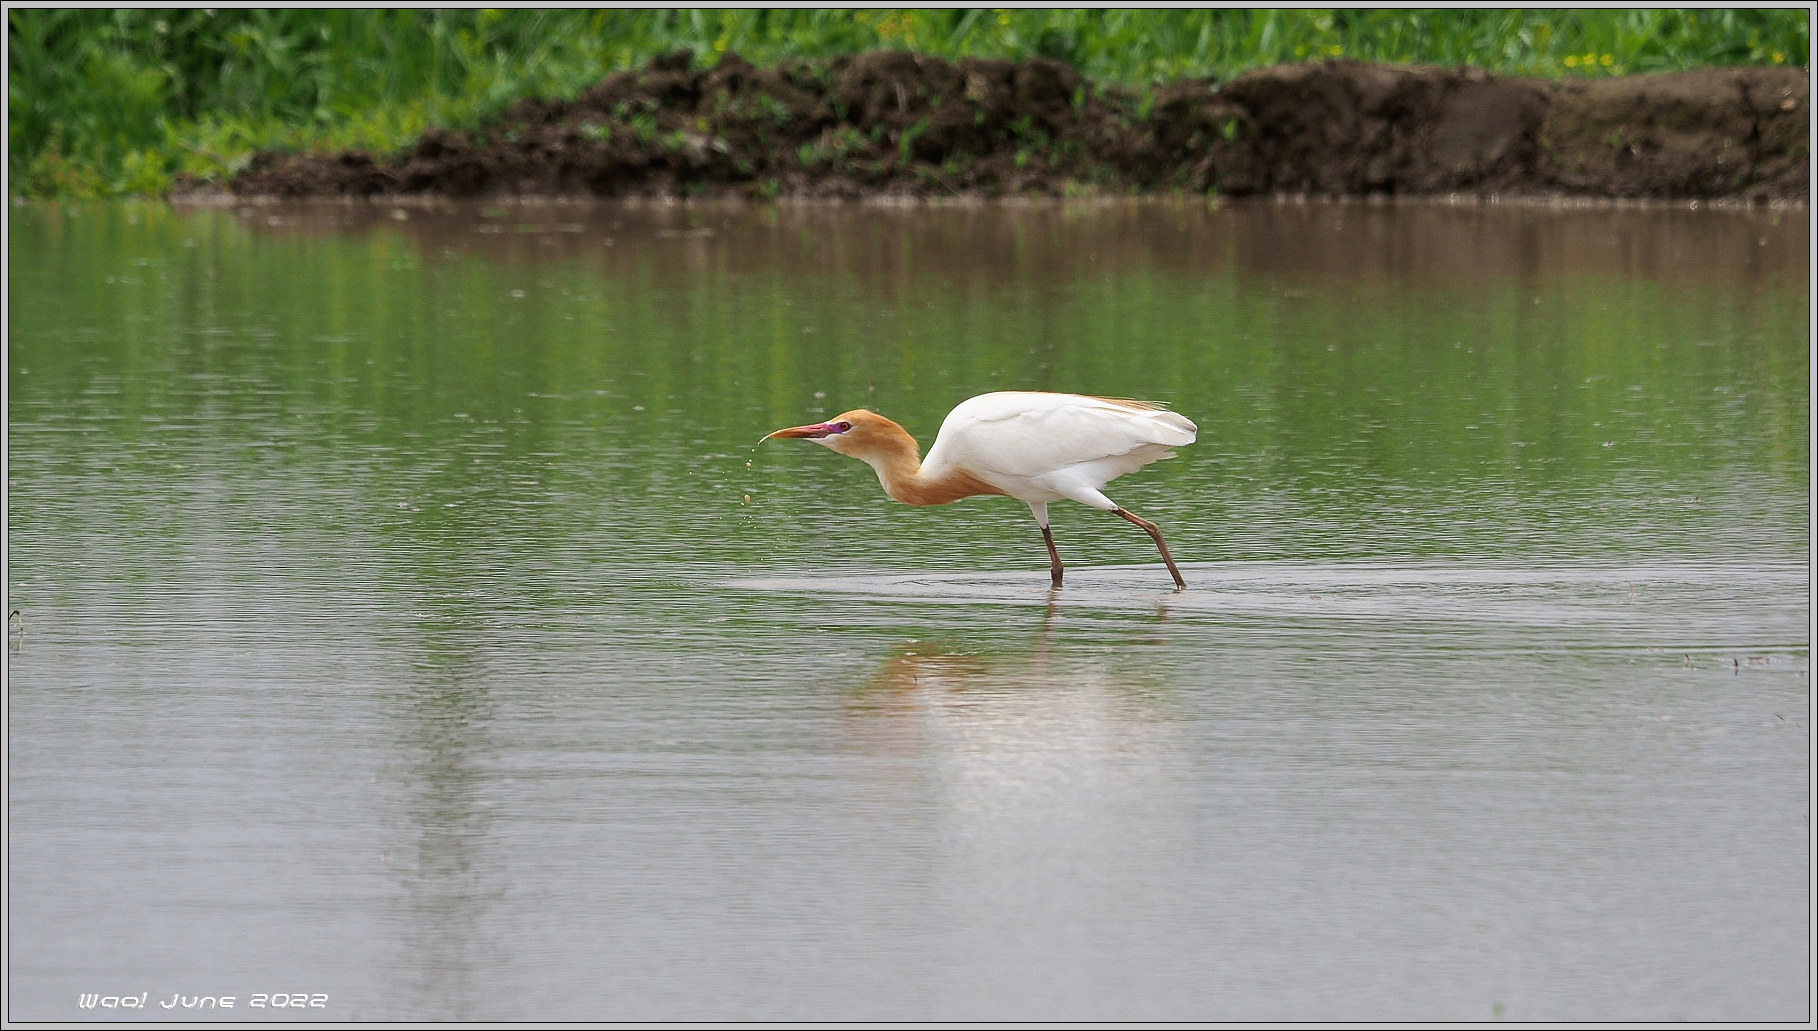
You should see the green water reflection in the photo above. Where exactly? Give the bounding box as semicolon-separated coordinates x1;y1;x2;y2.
8;200;1808;592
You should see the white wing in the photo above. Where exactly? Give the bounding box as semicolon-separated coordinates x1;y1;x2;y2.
922;392;1196;508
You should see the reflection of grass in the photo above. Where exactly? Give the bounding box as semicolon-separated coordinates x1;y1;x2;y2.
8;9;1809;197
8;201;1809;575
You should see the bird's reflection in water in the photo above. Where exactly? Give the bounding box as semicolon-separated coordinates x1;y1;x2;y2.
839;596;1199;968
842;595;1187;806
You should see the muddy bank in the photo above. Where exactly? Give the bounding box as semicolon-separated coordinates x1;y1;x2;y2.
214;51;1810;204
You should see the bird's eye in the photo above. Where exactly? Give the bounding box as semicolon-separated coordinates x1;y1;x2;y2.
835;421;852;432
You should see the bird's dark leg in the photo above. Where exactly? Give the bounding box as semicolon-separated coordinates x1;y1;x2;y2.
1041;526;1065;587
1114;507;1186;590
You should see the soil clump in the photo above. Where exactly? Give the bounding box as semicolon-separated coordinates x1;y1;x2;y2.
212;51;1809;204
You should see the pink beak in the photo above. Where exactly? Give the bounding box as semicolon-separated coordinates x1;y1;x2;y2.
762;421;840;441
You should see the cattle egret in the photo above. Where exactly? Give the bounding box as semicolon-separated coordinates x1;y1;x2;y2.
763;391;1196;589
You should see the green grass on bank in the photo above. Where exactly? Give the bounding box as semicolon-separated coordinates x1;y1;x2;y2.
8;8;1809;198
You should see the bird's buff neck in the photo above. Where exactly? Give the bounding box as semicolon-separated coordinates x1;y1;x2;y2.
841;419;1002;507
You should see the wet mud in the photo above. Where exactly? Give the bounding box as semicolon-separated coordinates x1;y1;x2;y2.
210;50;1809;204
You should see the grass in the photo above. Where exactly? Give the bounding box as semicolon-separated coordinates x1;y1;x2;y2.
8;8;1809;197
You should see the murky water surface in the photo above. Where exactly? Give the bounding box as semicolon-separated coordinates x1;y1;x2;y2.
7;200;1809;1021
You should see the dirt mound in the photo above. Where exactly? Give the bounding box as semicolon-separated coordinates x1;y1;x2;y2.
216;51;1809;203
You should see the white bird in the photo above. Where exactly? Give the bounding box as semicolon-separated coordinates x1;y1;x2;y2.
763;391;1197;589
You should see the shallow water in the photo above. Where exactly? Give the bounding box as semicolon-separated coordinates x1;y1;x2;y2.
6;199;1809;1021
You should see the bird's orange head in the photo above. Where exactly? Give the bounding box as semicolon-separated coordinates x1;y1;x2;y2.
761;409;915;461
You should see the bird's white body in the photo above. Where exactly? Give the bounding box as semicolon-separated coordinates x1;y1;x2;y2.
921;391;1197;526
